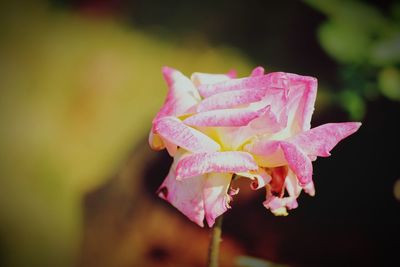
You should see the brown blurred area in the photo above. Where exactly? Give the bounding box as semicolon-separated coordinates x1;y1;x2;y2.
78;144;244;267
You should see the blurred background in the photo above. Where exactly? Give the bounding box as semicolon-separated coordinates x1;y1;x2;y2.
0;0;399;266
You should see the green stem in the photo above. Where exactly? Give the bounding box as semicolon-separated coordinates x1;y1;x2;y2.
207;215;223;267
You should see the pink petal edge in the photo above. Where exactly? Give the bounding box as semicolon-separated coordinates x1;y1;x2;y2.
154;116;221;153
176;151;258;180
290;122;362;157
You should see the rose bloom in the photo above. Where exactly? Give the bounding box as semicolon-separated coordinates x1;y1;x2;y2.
149;66;361;227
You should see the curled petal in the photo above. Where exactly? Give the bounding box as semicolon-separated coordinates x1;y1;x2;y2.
245;139;313;185
263;169;302;216
284;73;317;132
229;187;240;196
197;89;267;112
158;151;206;227
176;151;258;180
237;169;272;190
198;72;291;98
263;192;298;216
290;122;362;157
203;173;232;227
284;170;303;198
154;66;200;121
184;106;269;127
158;151;238;227
148;131;165;150
303;181;315;196
280;142;313;186
154;116;220;153
263;196;289;216
191;71;235;87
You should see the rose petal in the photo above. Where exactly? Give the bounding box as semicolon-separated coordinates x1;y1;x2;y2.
263;195;289;216
148;131;165;150
290;122;362;157
154;66;201;121
250;66;265;77
284;170;303;198
191;71;235;87
176;151;258;180
158;150;206;227
196;89;267;112
184;106;269;127
198;72;290;98
203;173;232;227
280;141;313;186
303;181;316;196
237;169;272;190
154;116;220;153
244;140;287;167
245;139;313;185
164;138;178;156
284;73;317;133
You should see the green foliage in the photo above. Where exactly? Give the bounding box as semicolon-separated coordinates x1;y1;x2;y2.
318;21;371;64
379;67;400;101
338;90;366;120
305;0;400;119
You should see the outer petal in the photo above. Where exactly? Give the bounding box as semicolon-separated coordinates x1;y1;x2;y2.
284;73;318;132
183;106;269;127
148;131;164;150
158;150;206;227
154;66;201;121
290;122;362;157
191;71;236;87
154;116;221;153
176;151;258;180
198;72;290;98
245;139;313;185
196;89;267;112
203;173;232;227
280;142;313;186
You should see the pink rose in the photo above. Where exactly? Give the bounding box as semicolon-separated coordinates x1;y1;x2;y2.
149;66;361;227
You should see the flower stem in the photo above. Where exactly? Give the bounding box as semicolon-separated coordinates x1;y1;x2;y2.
207;215;223;267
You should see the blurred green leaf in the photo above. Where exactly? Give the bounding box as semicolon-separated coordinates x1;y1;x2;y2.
304;0;387;33
318;21;370;64
391;2;400;23
370;33;400;66
378;67;400;101
338;90;366;120
305;0;400;116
